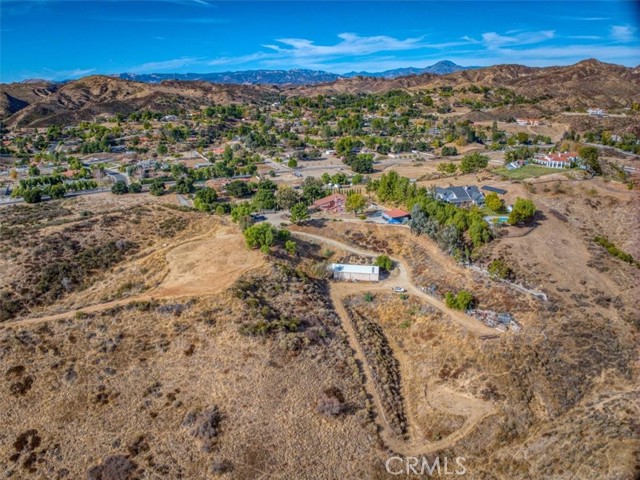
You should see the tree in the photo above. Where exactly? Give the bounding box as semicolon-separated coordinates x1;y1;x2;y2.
28;165;40;177
459;152;489;174
129;182;142;193
290;202;309;224
445;290;474;310
437;162;457;175
285;240;297;255
508;198;536;225
49;183;66;199
331;172;348;185
301;177;325;204
484;192;504;212
174;176;194;194
335;136;357;157
149;179;165;196
226;180;252;198
194;187;218;212
468;219;492;247
111;180;129;195
287;158;298;168
516;132;530;144
253;188;276;210
275;185;300;210
22;187;42;204
579;146;601;174
157;143;168;155
231;203;254;229
243;223;277;252
441;146;458;156
347;153;374;173
374;255;393;271
171;163;188;180
345;192;366;214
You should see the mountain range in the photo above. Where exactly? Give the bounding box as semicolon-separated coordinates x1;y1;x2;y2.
1;59;639;128
115;61;478;85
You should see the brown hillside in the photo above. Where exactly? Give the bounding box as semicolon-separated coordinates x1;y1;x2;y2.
0;81;59;118
5;76;279;127
419;59;640;110
3;60;640;127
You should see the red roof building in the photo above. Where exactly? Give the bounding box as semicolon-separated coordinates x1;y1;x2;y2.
312;193;346;214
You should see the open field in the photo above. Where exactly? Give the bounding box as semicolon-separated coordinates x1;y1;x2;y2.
493;164;578;180
0;176;638;478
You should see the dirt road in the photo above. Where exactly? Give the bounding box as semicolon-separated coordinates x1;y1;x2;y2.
294;230;496;454
293;231;496;336
3;227;263;328
329;283;495;455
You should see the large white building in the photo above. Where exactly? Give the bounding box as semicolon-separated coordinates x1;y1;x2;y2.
329;264;380;282
533;152;578;169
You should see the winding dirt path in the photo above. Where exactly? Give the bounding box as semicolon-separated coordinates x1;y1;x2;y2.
294;231;496;337
5;226;495;454
295;231;496;455
3;228;263;328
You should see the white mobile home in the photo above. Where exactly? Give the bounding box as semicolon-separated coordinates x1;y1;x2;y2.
330;264;380;282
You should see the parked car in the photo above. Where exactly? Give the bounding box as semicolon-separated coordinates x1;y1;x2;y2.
392;286;406;293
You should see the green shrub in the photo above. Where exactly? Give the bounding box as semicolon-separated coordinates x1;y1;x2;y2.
445;290;474;310
594;236;639;267
374;254;393;271
488;258;513;280
111;181;129;195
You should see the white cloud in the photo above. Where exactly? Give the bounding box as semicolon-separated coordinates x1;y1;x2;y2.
479;30;555;49
34;67;96;80
567;35;602;40
128;57;202;73
205;33;429;70
263;33;425;59
610;25;635;42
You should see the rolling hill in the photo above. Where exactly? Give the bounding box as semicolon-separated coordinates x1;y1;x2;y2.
2;59;639;127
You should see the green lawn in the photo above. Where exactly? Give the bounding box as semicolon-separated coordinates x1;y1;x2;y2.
493;164;572;180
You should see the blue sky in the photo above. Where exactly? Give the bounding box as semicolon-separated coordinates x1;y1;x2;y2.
1;0;639;82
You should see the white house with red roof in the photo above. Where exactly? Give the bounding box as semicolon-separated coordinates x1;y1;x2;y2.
533;152;578;169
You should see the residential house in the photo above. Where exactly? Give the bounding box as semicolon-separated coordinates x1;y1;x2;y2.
312;193;347;214
533;152;578;169
382;208;411;224
435;186;485;207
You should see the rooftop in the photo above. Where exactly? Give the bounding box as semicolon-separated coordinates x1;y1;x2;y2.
329;263;380;274
383;208;411;218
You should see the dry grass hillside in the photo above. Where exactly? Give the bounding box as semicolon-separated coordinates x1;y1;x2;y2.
0;81;59;118
0;188;638;478
2;76;279;127
3;60;639;127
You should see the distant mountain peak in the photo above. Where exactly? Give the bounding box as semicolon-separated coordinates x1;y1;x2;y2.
114;61;478;86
